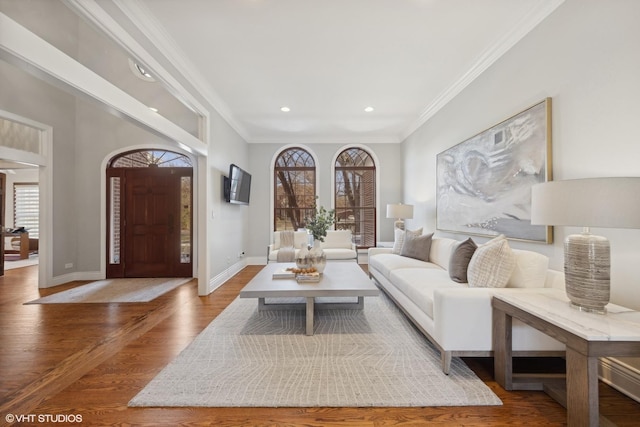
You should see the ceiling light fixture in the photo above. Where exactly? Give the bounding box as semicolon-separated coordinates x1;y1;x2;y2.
280;106;291;112
364;106;374;112
149;107;159;113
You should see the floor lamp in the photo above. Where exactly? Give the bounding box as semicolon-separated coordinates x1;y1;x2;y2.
386;203;413;230
531;177;640;313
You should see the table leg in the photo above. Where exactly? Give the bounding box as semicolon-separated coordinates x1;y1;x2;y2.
306;297;314;336
566;347;599;427
493;306;513;390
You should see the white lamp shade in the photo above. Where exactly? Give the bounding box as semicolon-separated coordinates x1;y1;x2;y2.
531;177;640;229
386;203;414;219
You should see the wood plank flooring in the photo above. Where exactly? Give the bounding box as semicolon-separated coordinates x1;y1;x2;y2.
1;264;640;426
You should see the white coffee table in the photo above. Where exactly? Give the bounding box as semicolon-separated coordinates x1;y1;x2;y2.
239;262;379;335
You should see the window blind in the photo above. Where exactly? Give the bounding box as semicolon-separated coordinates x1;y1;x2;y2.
14;183;39;239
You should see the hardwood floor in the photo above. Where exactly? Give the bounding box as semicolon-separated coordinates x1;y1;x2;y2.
2;265;639;426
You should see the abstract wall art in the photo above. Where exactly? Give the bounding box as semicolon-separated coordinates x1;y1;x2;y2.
436;98;552;243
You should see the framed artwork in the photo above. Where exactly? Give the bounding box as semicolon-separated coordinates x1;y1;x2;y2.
436;98;552;243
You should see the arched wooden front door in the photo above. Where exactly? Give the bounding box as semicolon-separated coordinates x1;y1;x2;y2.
106;150;192;278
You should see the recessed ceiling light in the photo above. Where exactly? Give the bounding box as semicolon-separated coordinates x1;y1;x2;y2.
149;107;159;113
364;106;374;112
280;106;291;112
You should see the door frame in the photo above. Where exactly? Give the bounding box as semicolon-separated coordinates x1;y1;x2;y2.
0;109;51;287
101;145;198;280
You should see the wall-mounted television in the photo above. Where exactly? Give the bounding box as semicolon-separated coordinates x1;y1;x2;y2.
224;164;251;205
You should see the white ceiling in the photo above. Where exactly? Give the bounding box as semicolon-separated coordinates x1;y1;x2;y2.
118;0;563;143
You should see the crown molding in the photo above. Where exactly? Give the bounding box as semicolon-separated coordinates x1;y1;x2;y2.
400;0;565;142
64;0;209;121
247;135;400;145
112;0;250;142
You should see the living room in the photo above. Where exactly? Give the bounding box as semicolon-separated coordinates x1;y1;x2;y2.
1;0;640;424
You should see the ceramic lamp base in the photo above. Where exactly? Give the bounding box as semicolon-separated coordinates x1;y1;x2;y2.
564;231;610;314
394;220;405;230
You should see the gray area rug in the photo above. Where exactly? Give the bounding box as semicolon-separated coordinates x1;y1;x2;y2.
129;293;502;407
25;277;192;304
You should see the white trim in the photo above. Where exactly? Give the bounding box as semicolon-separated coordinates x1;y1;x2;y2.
250;136;400;145
330;144;382;246
0;109;53;289
111;0;249;142
0;12;206;156
64;0;209;121
600;357;640;404
400;0;565;141
208;259;247;293
269;144;320;236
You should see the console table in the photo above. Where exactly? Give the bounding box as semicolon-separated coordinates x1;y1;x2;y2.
4;231;29;259
492;289;640;427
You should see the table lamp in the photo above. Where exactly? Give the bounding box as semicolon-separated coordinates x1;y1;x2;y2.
386;203;414;230
531;177;640;313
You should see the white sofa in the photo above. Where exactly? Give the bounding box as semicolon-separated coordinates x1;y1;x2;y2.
368;235;566;374
268;230;358;262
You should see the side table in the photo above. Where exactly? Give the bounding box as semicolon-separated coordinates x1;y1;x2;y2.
492;289;640;427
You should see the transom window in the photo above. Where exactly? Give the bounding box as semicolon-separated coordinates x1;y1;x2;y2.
108;149;192;168
274;147;316;231
335;147;376;248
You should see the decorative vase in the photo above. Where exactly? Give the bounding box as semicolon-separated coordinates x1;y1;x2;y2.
296;243;311;269
309;240;327;274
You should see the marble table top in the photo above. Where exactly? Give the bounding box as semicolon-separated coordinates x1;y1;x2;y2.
493;289;640;342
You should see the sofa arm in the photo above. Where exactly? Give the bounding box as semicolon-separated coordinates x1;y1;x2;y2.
433;287;497;351
367;247;392;264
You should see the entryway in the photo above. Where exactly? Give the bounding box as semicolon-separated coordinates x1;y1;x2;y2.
106;150;193;278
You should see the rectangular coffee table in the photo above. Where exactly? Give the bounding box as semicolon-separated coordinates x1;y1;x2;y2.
239;262;379;335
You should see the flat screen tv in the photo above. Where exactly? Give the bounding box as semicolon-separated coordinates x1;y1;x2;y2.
224;164;251;205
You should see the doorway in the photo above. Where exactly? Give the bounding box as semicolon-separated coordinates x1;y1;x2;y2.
106;150;193;278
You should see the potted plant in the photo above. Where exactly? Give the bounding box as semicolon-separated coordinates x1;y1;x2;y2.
305;199;335;242
303;198;335;274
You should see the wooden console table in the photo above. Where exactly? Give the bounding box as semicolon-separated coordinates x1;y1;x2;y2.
4;231;29;259
492;289;640;427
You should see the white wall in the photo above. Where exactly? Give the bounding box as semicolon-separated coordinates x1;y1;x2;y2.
403;0;640;310
402;0;640;388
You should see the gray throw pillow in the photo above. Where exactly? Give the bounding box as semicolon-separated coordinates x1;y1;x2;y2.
400;232;433;262
448;238;477;283
392;227;422;255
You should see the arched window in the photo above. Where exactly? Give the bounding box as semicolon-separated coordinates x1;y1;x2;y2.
108;149;192;168
274;147;316;231
335;147;376;248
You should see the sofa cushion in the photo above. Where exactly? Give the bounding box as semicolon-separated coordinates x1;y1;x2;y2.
320;230;353;249
392;227;422;255
369;253;438;280
428;237;458;270
400;232;433;261
448;238;477;283
389;268;463;319
467;235;515;288
507;249;550;288
321;248;357;260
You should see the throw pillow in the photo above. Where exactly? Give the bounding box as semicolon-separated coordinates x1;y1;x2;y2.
507;249;550;288
392;227;423;255
448;238;477;283
467;237;515;288
400;232;433;262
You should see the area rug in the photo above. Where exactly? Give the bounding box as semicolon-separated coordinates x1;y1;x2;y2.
129;293;502;407
25;277;192;304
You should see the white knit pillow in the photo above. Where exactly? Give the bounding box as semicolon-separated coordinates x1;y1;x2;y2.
467;235;516;288
392;227;422;255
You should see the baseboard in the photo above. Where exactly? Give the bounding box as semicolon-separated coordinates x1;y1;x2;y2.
247;256;266;265
600;357;640;403
207;260;247;294
49;271;103;287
